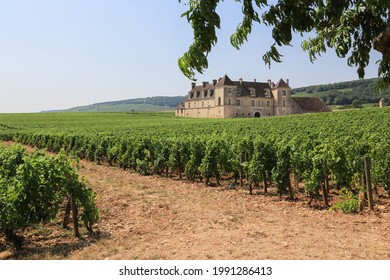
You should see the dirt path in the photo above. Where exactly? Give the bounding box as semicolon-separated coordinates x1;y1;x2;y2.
1;146;390;260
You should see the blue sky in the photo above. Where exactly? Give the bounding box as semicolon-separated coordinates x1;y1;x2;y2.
0;0;383;113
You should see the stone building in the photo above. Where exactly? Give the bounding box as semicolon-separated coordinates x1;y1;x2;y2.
379;98;385;108
176;74;330;118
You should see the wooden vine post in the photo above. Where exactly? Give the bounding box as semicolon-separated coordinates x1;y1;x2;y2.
71;193;80;238
364;156;374;211
62;197;71;229
62;193;81;238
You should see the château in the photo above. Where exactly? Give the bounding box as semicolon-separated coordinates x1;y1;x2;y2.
176;74;330;118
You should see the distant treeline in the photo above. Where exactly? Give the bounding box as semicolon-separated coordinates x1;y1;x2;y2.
95;96;185;108
293;78;390;105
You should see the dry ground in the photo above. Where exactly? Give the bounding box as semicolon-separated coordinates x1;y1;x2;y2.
1;145;390;260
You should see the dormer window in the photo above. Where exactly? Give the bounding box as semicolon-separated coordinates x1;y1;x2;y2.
237;88;242;96
265;89;271;98
250;88;256;96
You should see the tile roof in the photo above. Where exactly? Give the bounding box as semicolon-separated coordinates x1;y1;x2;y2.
292;97;331;113
233;81;272;98
186;75;288;99
216;74;235;86
273;79;290;89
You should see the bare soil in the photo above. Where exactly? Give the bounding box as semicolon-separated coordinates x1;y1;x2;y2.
1;144;390;260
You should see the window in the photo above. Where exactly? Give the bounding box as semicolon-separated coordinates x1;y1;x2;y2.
250;88;256;96
282;90;287;96
248;113;251;116
204;90;207;97
257;100;261;107
188;103;191;108
242;113;244;116
228;99;231;105
251;100;255;106
267;101;270;107
237;88;242;96
235;113;238;116
218;97;221;106
227;88;232;95
236;100;241;106
283;100;286;107
265;89;271;98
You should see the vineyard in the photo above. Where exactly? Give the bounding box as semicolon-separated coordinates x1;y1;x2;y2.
0;108;389;211
0;145;98;250
1;108;390;259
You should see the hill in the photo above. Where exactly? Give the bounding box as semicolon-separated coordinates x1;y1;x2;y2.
43;78;389;113
44;96;185;113
292;78;390;106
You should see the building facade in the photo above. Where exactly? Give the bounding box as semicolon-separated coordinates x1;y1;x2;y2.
176;75;329;118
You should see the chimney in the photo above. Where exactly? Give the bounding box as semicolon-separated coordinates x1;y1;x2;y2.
286;79;289;86
239;78;243;84
267;79;272;87
212;79;217;86
254;78;256;83
202;81;208;88
191;82;196;89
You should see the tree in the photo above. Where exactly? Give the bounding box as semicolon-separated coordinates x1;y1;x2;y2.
178;0;389;88
352;99;363;108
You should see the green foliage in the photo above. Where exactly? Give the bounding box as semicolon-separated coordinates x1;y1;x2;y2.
351;99;363;108
179;0;390;87
272;143;291;195
293;78;390;106
330;188;360;214
0;145;99;248
1;108;390;212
